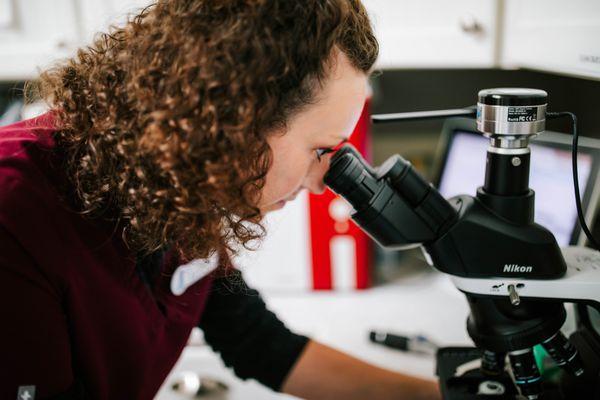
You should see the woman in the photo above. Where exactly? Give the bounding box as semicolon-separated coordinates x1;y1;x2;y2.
0;1;440;399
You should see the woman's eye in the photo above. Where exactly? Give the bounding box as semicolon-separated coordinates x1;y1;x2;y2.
315;148;334;162
314;140;348;162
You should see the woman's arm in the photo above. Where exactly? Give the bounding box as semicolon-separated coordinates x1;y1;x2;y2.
281;340;441;400
198;269;309;391
199;270;440;399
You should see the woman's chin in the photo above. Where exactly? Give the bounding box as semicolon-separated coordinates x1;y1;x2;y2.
261;200;287;214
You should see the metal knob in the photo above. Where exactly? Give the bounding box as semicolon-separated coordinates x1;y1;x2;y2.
508;284;520;306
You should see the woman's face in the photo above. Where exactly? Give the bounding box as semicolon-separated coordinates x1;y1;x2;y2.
259;51;369;213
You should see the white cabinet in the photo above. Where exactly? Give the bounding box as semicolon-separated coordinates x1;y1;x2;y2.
502;0;600;80
0;0;79;80
0;0;501;80
0;0;151;81
2;0;599;81
363;0;500;69
77;0;151;44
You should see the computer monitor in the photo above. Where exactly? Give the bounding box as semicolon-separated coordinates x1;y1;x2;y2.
433;118;600;246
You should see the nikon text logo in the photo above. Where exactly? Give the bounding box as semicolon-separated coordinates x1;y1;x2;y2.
503;264;533;273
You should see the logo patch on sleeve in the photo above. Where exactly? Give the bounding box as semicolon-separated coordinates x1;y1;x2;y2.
170;253;219;296
17;386;36;400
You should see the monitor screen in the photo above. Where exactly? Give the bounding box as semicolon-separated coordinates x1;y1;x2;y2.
438;131;593;246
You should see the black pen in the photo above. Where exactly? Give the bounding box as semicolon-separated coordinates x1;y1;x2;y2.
369;330;438;355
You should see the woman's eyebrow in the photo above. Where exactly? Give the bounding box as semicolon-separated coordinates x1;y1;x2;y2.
331;138;348;150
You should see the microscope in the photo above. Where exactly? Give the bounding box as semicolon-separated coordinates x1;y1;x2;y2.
323;88;600;399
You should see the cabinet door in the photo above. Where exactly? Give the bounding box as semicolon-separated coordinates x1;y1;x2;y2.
0;0;78;80
362;0;499;69
502;0;600;80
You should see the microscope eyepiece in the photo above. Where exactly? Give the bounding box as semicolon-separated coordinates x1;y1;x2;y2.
324;144;457;248
325;153;378;208
325;145;379;209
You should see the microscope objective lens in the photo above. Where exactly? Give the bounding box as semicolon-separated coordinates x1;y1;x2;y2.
541;331;585;377
508;349;542;399
481;350;506;376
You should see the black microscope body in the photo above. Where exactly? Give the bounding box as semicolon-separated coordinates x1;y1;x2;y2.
324;89;600;399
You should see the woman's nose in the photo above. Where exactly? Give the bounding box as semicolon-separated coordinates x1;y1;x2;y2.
303;156;331;195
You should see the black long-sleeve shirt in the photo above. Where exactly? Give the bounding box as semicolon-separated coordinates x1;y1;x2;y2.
199;268;309;390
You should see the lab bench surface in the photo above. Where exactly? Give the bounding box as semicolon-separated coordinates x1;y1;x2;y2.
156;268;472;400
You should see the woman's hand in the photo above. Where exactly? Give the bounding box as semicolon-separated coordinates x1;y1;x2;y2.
281;340;441;400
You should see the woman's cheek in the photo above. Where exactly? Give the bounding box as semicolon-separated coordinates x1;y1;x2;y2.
283;153;314;195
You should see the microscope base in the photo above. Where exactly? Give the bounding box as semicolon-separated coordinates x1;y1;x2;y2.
436;327;600;400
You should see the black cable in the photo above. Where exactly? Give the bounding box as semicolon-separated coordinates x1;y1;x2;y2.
547;111;600;250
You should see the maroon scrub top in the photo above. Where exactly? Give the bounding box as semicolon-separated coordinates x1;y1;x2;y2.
0;114;214;399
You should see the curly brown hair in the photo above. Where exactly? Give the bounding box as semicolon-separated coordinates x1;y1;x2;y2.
34;0;378;261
